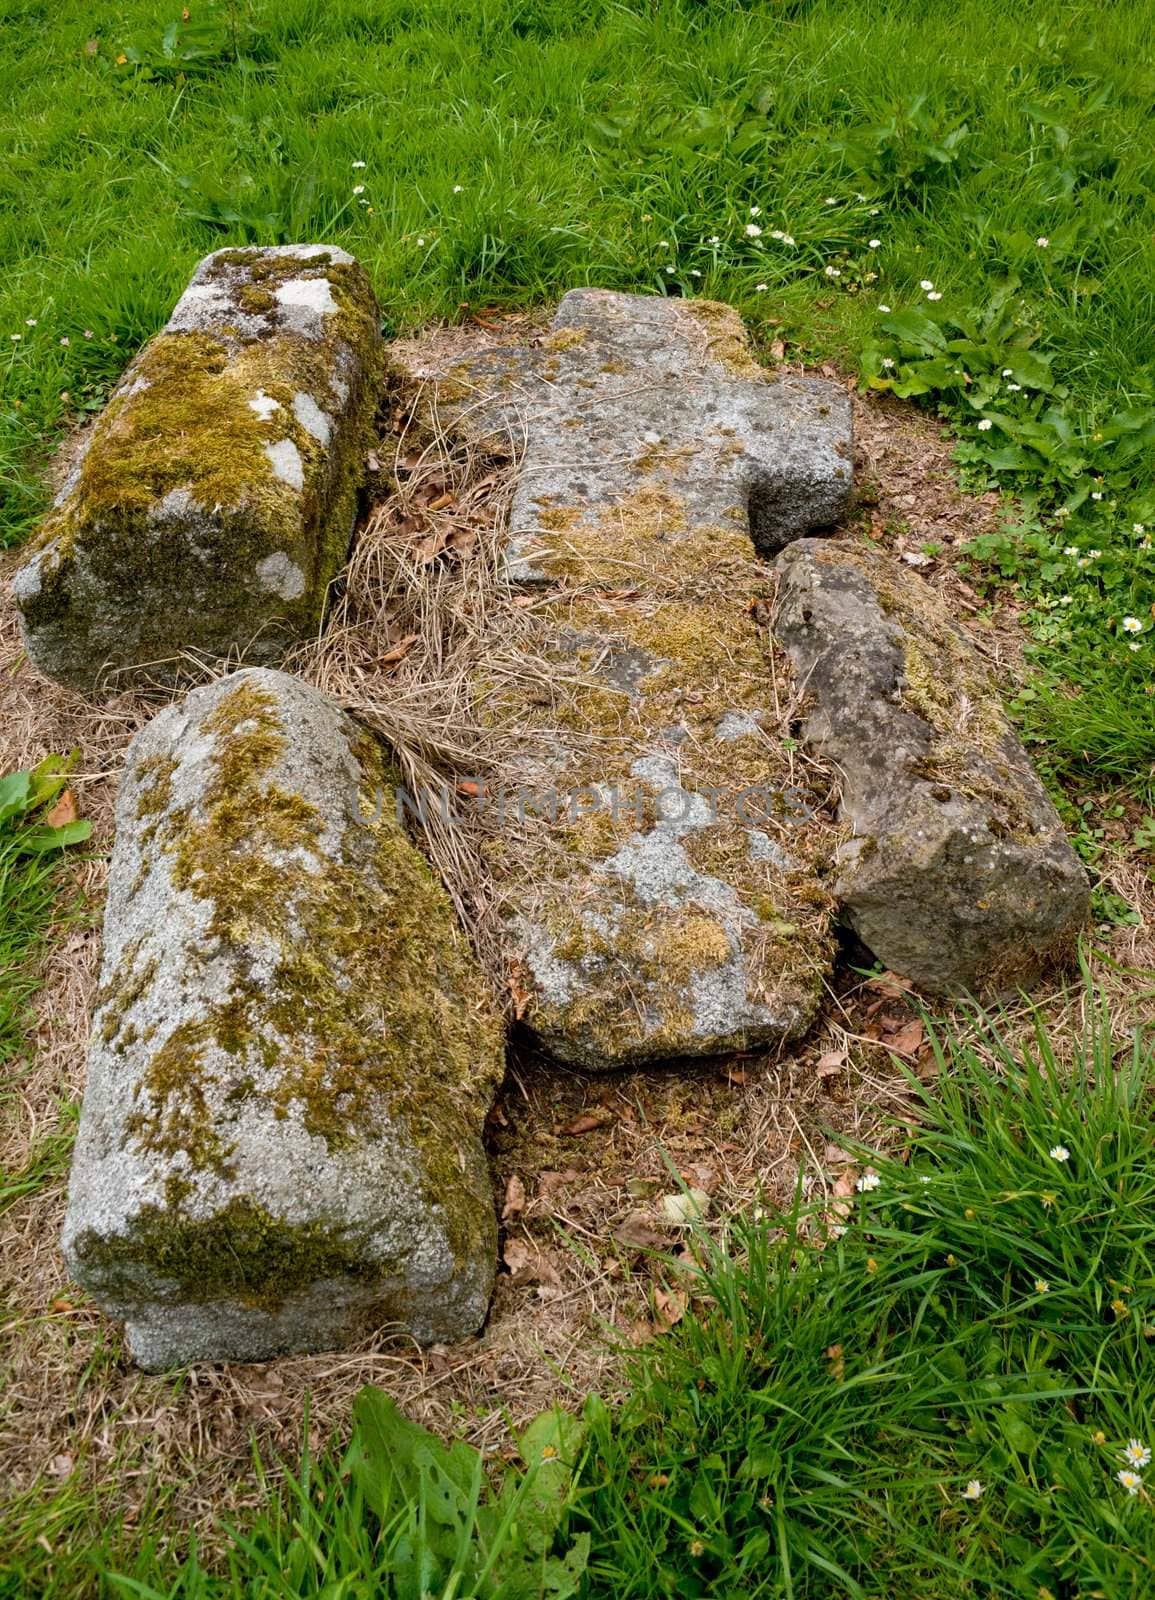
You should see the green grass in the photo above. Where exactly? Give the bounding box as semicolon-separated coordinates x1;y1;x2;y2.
65;973;1151;1600
0;759;90;1075
2;0;1153;777
578;987;1155;1597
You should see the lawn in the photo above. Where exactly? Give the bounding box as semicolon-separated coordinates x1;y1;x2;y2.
1;0;1154;1593
3;0;1155;790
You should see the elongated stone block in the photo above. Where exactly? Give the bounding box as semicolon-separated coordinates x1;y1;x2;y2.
399;292;850;1068
62;669;503;1368
772;539;1090;994
14;247;383;694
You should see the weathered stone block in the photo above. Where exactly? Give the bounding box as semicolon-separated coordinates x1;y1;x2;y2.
443;289;852;576
400;292;849;1068
13;247;383;694
62;669;504;1368
772;539;1090;994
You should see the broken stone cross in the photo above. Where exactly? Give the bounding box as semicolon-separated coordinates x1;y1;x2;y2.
409;290;853;1069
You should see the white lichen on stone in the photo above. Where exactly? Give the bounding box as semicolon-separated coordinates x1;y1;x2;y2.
263;438;305;491
249;390;282;421
275;276;339;338
256;552;307;600
292;391;332;444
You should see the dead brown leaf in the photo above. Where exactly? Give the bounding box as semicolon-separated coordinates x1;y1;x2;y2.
815;1049;846;1079
559;1110;612;1137
502;1237;561;1287
378;634;419;668
415;527;451;563
614;1212;672;1252
537;1169;581;1203
44;789;78;828
866;971;916;998
888;1020;926;1058
501;1174;526;1223
653;1287;687;1330
821;1166;859;1234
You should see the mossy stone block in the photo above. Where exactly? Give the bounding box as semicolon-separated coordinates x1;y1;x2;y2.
62;668;504;1368
13;246;383;695
772;539;1090;995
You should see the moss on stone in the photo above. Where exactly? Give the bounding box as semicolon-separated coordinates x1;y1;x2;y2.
529;484;756;594
543;327;587;353
96;940;158;1049
120;678;503;1273
71;1195;388;1313
684;300;764;381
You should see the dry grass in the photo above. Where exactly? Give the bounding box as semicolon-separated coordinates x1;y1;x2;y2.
1;320;1151;1575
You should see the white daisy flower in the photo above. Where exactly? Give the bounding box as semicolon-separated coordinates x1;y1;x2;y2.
1034;1278;1049;1294
878;303;891;313
962;1480;983;1501
824;265;841;277
1122;617;1144;634
920;279;934;291
882;357;895;369
1124;1441;1152;1469
1118;1469;1143;1496
927;290;943;301
755;283;768;292
1049;1145;1070;1162
856;1172;881;1192
1036;236;1049;247
1007;383;1022;392
745;224;763;238
352;160;366;168
1130;641;1143;652
453;184;464;193
977;419;993;431
352;184;365;195
749;205;761;217
868;238;881;249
